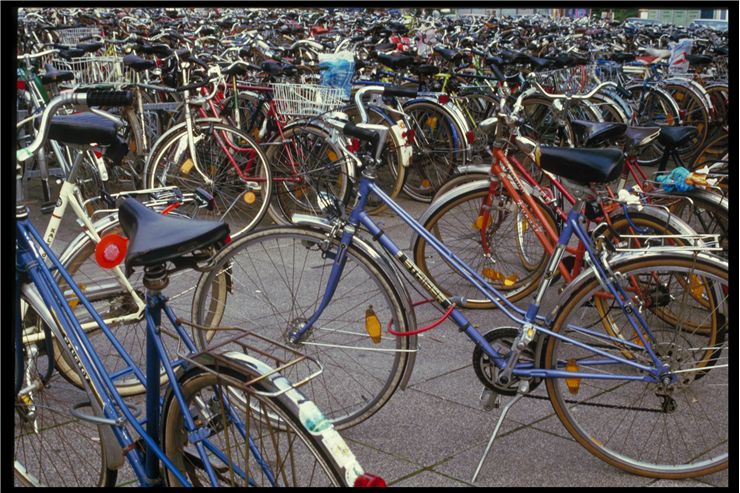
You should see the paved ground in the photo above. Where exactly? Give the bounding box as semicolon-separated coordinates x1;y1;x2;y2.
17;177;728;488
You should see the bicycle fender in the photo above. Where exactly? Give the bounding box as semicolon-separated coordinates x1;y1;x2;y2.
20;284;127;470
291;215;419;391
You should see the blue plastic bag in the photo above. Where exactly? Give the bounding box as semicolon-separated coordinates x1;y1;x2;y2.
319;51;355;99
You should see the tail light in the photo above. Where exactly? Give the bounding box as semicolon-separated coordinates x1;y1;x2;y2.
95;234;128;269
438;94;450;105
17;80;27;91
354;473;387;487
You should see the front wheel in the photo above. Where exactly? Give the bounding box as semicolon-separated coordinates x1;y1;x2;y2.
190;226;413;429
544;255;728;478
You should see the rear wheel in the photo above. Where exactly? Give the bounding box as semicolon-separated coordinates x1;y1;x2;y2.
544;255;728;478
161;364;353;486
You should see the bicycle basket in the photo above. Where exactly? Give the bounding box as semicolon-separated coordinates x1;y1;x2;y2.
55;27;100;45
62;56;130;87
271;83;346;117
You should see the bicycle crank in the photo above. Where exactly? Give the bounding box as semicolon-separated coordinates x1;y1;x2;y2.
472;327;540;396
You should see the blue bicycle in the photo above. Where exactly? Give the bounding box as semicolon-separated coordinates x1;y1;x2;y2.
190;85;728;479
15;91;383;487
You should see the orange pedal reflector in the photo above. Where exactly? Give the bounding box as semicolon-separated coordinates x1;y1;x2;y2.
565;358;581;395
95;234;128;269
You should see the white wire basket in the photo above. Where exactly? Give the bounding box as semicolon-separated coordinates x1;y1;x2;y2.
271;83;346;116
60;56;131;87
56;27;100;45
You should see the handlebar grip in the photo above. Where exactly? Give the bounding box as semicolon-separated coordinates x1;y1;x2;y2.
86;90;134;107
383;86;417;98
343;122;380;149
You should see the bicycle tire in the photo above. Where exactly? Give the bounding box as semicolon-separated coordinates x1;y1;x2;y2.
161;363;360;486
145;121;272;238
190;226;412;429
625;84;681;166
413;182;556;308
543;254;728;478
15;294;116;487
401;100;462;202
263;123;350;224
663;81;710;164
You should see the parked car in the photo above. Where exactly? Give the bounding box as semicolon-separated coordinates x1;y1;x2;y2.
688;18;728;32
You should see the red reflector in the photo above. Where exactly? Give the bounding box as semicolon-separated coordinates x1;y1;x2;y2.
94;150;103;158
224;234;232;245
95;234;128;269
17;80;27;91
679;110;687;120
403;129;415;144
438;94;450;105
348;137;360;153
466;130;475;144
354;473;386;487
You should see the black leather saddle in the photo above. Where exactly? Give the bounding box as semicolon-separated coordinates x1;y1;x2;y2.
118;198;229;275
39;63;75;85
411;64;438;76
537;146;624;184
377;53;414;70
686;54;713;66
657;126;697;148
123;54;156;72
623;127;661;150
571;120;627;146
49;113;119;146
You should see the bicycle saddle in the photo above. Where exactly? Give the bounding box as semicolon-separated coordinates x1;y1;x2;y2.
49;113;120;146
623;126;661;149
686;54;713;66
123;54;156;72
536;146;624;184
118;198;229;276
571;120;627;147
39;63;75;84
656;126;697;148
377;53;414;70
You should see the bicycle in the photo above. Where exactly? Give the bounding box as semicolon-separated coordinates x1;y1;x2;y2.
189;84;728;479
15;91;383;487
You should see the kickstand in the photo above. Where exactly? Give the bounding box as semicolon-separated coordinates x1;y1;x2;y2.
471;380;530;483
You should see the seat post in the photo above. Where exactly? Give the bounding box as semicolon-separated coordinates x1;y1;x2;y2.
142;263;168;485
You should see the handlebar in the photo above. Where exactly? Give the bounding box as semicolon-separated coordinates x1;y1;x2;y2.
352;85;417;123
17;91;133;163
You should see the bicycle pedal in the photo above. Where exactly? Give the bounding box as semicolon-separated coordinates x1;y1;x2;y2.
40;201;56;215
480;387;500;411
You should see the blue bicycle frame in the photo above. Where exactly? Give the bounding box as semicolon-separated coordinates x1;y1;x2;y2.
15;211;279;487
288;173;669;385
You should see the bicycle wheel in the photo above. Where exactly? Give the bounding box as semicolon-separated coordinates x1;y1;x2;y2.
692;131;728;168
664;82;710;164
544;254;728;478
704;82;728;130
190;226;412;429
626;85;681;166
53;220;204;395
414;182;555;308
401;100;462;202
456;90;499;164
519;97;576;147
161;363;360;486
15;295;116;487
145;121;272;238
264;124;350;224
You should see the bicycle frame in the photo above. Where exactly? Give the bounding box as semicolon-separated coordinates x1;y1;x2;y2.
289;172;669;384
15;211;278;487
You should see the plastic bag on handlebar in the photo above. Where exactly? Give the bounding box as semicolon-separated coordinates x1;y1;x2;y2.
319;50;355;98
